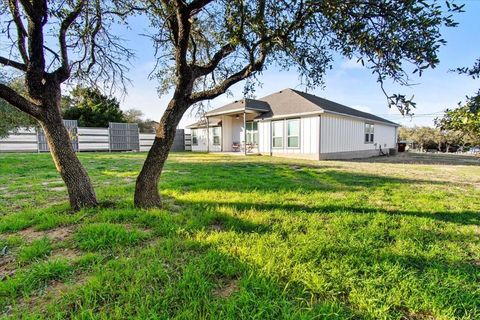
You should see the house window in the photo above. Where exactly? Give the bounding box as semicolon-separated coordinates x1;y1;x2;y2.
192;129;198;146
365;123;374;143
287;119;300;148
246;122;258;144
272;120;284;148
212;127;221;145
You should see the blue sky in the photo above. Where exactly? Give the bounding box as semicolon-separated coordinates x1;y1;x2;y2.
117;2;480;129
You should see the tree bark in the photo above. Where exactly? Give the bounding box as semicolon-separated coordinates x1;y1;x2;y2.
37;81;98;211
134;100;187;208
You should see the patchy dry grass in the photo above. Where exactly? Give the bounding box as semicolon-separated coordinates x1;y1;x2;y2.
0;152;479;319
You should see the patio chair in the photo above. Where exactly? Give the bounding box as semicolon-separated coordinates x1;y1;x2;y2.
232;142;241;152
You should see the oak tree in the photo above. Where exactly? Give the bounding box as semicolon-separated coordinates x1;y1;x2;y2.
134;0;462;207
0;0;133;210
436;58;480;146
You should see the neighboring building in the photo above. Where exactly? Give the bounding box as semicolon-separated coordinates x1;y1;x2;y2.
186;88;399;160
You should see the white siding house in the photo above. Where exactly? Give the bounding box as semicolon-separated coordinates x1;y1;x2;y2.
187;89;398;160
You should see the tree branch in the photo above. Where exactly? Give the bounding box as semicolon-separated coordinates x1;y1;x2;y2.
169;0;193;90
192;44;235;78
54;0;85;82
189;51;267;103
186;0;213;14
0;56;27;71
7;0;29;63
0;83;43;118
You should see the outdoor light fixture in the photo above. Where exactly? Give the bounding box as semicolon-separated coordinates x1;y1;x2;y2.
236;115;240;120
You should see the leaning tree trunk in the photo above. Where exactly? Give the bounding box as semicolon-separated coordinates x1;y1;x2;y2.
134;101;187;208
39;105;97;210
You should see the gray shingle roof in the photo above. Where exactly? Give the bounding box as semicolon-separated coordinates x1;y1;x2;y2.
289;89;398;126
205;98;270;116
194;88;398;126
185;118;221;129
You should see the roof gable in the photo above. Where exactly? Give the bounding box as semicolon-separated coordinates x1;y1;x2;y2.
193;88;398;127
290;89;398;125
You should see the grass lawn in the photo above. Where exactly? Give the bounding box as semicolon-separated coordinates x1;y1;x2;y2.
0;152;479;319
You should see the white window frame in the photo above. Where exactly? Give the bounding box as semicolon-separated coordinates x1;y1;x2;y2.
287;118;300;149
364;123;374;144
192;129;198;146
272;120;284;148
212;126;221;146
246;121;258;144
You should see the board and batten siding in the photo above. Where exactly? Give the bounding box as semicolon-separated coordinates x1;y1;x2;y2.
258;116;320;159
319;113;396;154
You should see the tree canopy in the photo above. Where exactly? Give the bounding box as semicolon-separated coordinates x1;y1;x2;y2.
62;87;126;127
0;78;36;138
124;109;157;133
146;0;462;115
436;58;480;146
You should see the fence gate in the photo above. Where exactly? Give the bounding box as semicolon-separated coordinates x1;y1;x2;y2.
38;119;78;152
109;122;140;151
171;129;185;151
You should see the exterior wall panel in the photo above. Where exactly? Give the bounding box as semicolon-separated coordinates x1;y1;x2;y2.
320;114;396;155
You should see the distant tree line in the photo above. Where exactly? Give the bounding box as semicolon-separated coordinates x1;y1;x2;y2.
398;126;479;152
435;58;480;148
0;82;156;138
400;58;480;154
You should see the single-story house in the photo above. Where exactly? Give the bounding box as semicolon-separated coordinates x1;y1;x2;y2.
186;88;399;160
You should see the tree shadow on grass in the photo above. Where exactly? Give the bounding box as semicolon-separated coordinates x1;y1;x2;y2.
175;198;480;227
2;191;478;319
347;152;480;166
158;160;465;195
19;202;479;319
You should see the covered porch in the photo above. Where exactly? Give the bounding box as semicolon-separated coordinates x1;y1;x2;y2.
187;99;269;155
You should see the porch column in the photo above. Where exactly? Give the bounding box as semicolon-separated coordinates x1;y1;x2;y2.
243;111;247;156
206;116;210;153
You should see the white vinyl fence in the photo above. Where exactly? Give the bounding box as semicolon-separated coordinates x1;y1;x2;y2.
78;128;110;151
0;122;189;153
139;134;156;152
139;130;190;152
0;128;38;152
